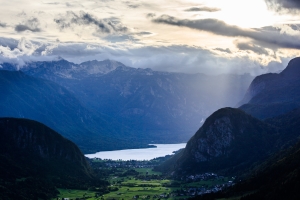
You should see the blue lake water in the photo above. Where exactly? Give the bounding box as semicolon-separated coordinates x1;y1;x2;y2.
85;143;186;160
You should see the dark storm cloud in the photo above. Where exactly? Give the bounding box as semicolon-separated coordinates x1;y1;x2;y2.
184;6;220;12
15;18;41;32
54;11;128;33
152;15;300;49
265;0;300;12
236;42;269;55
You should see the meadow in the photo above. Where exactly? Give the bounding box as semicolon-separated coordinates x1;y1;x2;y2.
56;165;232;200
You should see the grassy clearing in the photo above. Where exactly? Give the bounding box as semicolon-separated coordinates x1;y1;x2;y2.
56;189;97;199
134;168;161;175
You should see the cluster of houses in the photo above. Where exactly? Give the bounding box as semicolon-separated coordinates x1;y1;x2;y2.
183;172;226;181
170;181;234;197
93;158;157;169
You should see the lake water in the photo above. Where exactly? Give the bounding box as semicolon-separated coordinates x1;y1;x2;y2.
85;143;186;160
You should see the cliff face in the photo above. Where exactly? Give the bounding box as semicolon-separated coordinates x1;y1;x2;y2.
189;115;234;162
160;108;278;174
238;57;300;119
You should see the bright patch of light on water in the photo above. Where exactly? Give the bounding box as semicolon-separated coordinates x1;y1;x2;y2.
85;143;186;160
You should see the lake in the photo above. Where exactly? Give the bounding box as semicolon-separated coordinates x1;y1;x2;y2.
85;143;186;160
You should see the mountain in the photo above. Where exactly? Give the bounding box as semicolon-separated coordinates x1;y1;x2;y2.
238;57;300;119
0;118;107;200
1;59;254;142
0;70;150;153
156;108;278;175
192;109;300;200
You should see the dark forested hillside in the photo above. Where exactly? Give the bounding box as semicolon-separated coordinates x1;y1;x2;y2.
0;118;108;200
192;132;300;200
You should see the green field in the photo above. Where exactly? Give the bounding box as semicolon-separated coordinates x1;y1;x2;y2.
57;189;97;199
54;166;232;200
134;168;162;175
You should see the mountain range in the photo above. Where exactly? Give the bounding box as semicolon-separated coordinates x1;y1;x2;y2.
0;59;253;152
0;70;152;153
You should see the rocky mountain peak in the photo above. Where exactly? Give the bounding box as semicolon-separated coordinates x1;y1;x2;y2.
166;108;276;174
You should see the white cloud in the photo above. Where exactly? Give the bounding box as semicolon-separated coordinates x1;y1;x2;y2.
0;37;294;76
0;0;298;75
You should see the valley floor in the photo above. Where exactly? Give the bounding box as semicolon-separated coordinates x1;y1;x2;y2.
54;159;234;200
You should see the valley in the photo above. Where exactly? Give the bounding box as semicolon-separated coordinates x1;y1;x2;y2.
1;57;300;200
1;0;300;199
54;158;234;200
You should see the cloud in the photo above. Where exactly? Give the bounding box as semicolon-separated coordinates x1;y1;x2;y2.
236;42;269;55
135;31;153;36
15;18;41;32
214;48;232;53
0;37;19;50
184;6;220;12
265;0;300;13
54;11;128;33
123;1;140;8
0;37;295;76
0;22;7;28
146;13;156;18
152;15;300;50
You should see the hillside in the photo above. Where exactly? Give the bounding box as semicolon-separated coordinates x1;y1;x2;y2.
156;108;278;175
238;57;300;119
192;110;300;200
0;118;108;200
0;70;150;153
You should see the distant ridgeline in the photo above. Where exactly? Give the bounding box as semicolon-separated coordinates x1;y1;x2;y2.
238;57;300;119
0;59;253;153
158;57;300;200
0;118;108;200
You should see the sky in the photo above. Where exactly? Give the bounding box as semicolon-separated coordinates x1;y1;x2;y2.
0;0;300;75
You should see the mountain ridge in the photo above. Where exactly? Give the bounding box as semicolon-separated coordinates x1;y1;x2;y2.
0;70;152;153
238;57;300;119
0;59;254;146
